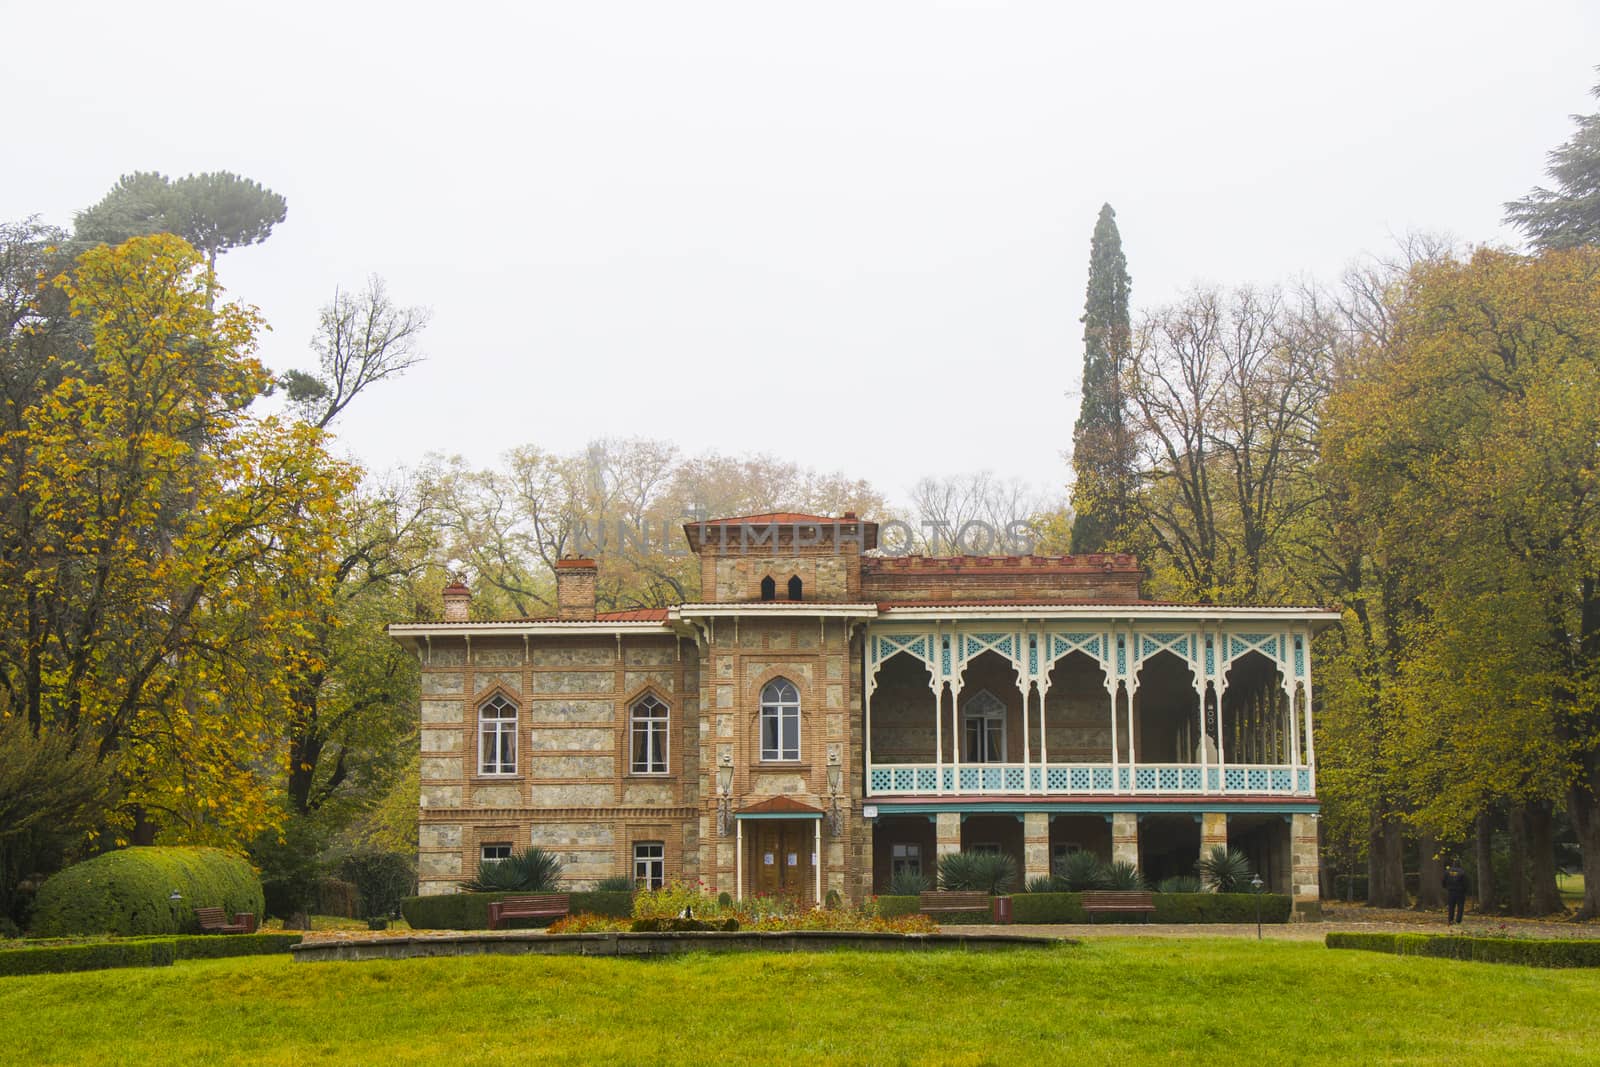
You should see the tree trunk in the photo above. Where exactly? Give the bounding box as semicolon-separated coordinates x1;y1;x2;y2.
1509;804;1529;915
1525;800;1563;915
1474;810;1498;914
1414;829;1444;910
130;807;158;847
1367;811;1406;908
1569;778;1600;920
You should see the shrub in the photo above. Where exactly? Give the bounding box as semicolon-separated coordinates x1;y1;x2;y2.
1010;892;1088;924
595;876;635;893
339;851;416;918
886;872;930;896
400;890;632;930
1152;892;1291;924
938;851;1018;894
1197;846;1256;893
1327;931;1600;968
1025;876;1057;894
1157;875;1204;894
824;889;843;909
0;939;175;978
30;847;263;937
871;895;921;919
548;914;631;934
459;847;563;893
717;891;734;909
315;878;360;919
632;880;713;920
169;933;302;960
1054;851;1108;892
630;917;740;932
1102;861;1146;890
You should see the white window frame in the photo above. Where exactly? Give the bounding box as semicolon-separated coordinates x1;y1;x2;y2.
481;843;512;863
962;689;1007;764
891;843;922;878
760;678;801;762
630;694;670;775
478;694;519;776
633;842;665;889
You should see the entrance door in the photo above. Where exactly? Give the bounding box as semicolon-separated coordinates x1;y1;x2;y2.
749;820;816;900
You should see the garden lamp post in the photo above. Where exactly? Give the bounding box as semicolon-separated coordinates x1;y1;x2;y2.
168;889;182;929
716;754;734;837
826;753;843;836
1250;874;1264;939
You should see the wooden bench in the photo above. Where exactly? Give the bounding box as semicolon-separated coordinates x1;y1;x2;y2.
1081;890;1156;923
918;891;991;918
487;894;571;930
195;906;256;934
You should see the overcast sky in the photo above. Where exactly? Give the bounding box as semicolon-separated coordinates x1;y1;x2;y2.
4;1;1596;508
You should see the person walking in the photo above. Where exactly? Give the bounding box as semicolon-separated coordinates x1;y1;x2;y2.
1442;858;1469;925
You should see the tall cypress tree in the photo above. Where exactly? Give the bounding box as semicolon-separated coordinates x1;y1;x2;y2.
1069;203;1134;553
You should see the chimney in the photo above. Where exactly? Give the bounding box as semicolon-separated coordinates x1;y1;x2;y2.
442;579;471;622
555;556;597;620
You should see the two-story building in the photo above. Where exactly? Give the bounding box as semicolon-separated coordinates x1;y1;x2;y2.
390;513;1337;916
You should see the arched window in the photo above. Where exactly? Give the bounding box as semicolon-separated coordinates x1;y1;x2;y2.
760;678;801;761
787;576;803;601
478;694;518;775
630;694;669;774
760;576;776;601
962;689;1006;763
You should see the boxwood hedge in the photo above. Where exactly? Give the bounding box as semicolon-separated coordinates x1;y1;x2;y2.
1008;892;1290;924
401;890;635;930
30;847;264;938
0;939;176;978
1327;931;1600;968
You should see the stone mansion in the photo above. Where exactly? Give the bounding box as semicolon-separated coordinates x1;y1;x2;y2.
391;513;1336;915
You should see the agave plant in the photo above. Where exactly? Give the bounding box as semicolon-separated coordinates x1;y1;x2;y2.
938;850;1018;894
1197;845;1255;893
459;846;564;892
594;875;636;892
1102;860;1146;890
1053;850;1109;892
1025;875;1057;894
886;871;931;896
1157;875;1204;894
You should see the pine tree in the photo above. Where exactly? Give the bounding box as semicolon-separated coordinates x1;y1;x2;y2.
1069;203;1134;553
1505;74;1600;249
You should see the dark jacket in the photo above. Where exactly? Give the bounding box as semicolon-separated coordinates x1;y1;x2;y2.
1442;867;1468;895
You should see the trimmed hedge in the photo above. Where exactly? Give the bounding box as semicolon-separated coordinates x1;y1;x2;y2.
169;933;302;960
0;939;175;978
1011;893;1088;924
872;896;921;919
1327;931;1600;968
1007;892;1291;925
31;847;264;938
401;890;635;930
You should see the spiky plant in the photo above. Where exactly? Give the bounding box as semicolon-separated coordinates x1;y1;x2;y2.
1025;875;1058;894
459;847;564;893
886;871;931;896
1054;850;1109;892
1197;846;1255;893
938;851;1019;895
1157;875;1204;894
1102;860;1145;890
595;875;635;892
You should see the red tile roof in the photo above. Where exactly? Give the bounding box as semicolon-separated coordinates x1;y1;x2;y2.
595;608;671;622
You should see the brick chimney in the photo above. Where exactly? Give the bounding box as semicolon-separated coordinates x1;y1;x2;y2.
555;556;597;620
442;579;471;622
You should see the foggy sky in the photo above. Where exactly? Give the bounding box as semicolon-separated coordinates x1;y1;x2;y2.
4;0;1596;507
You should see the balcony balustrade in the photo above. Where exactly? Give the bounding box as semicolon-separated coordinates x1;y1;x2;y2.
865;761;1313;797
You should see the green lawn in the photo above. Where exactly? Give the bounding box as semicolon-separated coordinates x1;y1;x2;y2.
4;939;1596;1065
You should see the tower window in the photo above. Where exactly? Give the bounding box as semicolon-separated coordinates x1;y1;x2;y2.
760;576;776;601
787;576;802;601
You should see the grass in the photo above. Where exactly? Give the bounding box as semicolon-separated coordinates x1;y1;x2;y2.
1558;871;1585;903
3;939;1597;1065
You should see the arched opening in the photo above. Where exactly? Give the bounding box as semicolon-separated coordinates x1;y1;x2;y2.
1132;651;1199;763
759;576;776;601
961;689;1006;763
868;652;937;765
1221;652;1291;764
759;677;800;761
953;651;1024;764
1043;651;1113;763
787;575;803;601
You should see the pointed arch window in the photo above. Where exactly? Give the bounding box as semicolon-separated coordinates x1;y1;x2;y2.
760;678;801;761
760;576;776;601
630;694;669;775
478;694;518;776
787;576;803;600
962;689;1006;764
